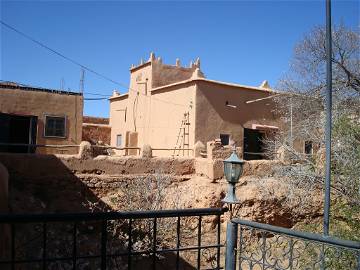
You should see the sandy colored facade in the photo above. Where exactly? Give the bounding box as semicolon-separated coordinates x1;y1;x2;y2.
0;82;83;154
109;53;282;158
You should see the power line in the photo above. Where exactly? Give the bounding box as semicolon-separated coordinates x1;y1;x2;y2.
1;21;188;107
84;92;111;97
84;97;109;100
1;20;127;88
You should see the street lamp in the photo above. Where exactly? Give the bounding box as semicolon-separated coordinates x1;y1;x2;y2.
222;147;245;203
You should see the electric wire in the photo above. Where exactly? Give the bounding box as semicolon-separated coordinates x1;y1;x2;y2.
84;97;109;100
1;20;125;88
1;21;188;107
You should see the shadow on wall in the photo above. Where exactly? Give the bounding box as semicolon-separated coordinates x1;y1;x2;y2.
0;153;108;213
0;162;10;263
0;153;195;270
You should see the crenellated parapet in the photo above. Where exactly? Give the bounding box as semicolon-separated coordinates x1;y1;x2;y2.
129;52;206;88
130;52;202;71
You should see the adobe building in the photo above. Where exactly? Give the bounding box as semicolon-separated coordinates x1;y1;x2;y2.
0;82;83;154
82;116;111;145
109;53;282;159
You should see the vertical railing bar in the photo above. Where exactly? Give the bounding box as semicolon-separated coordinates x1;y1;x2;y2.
261;231;266;268
42;222;47;270
101;220;107;270
216;214;221;270
152;217;157;270
176;216;181;270
11;223;15;270
72;222;77;270
238;225;243;269
320;243;325;270
197;216;202;270
289;238;293;270
128;219;132;270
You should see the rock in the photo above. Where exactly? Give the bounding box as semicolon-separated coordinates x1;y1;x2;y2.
193;141;205;158
78;141;93;159
142;144;152;158
232;176;322;228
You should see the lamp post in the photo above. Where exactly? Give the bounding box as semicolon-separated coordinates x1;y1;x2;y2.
222;147;245;204
223;147;244;270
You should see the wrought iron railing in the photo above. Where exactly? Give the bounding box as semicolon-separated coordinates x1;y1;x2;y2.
0;208;227;270
225;219;360;270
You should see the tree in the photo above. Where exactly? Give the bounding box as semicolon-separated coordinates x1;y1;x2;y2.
266;24;360;240
280;23;360;97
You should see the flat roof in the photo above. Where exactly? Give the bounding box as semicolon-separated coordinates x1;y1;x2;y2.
0;82;83;96
108;77;284;101
108;92;129;101
151;77;281;94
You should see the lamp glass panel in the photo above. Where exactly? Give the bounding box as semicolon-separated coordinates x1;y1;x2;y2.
224;162;242;183
224;162;232;181
233;163;242;182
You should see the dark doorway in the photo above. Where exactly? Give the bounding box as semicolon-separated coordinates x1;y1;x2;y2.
0;113;37;153
243;128;264;160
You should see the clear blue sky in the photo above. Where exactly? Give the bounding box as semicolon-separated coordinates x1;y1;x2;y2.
1;1;358;117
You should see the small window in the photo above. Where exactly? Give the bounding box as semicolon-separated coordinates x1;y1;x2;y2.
220;134;230;145
44;116;66;137
116;134;122;147
305;141;313;154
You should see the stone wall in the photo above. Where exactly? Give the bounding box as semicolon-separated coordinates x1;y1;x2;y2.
0;151;281;215
82;124;111;145
82;116;111;145
0;153;195;214
83;116;109;125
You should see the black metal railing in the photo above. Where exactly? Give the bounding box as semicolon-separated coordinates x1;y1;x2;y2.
225;219;360;270
0;208;227;270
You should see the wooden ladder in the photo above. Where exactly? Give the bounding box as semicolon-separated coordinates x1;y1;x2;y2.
173;112;190;157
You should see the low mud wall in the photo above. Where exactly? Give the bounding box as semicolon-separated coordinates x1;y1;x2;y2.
0;153;194;213
0;154;195;179
195;158;281;180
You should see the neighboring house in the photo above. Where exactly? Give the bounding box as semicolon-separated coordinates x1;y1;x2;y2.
82;116;111;145
0;82;83;154
109;53;283;159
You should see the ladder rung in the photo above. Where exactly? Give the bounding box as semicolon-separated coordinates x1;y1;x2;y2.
183;144;189;146
184;133;189;135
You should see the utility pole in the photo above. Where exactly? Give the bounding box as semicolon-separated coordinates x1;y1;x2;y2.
323;0;332;237
79;68;85;94
60;78;65;91
290;97;293;146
